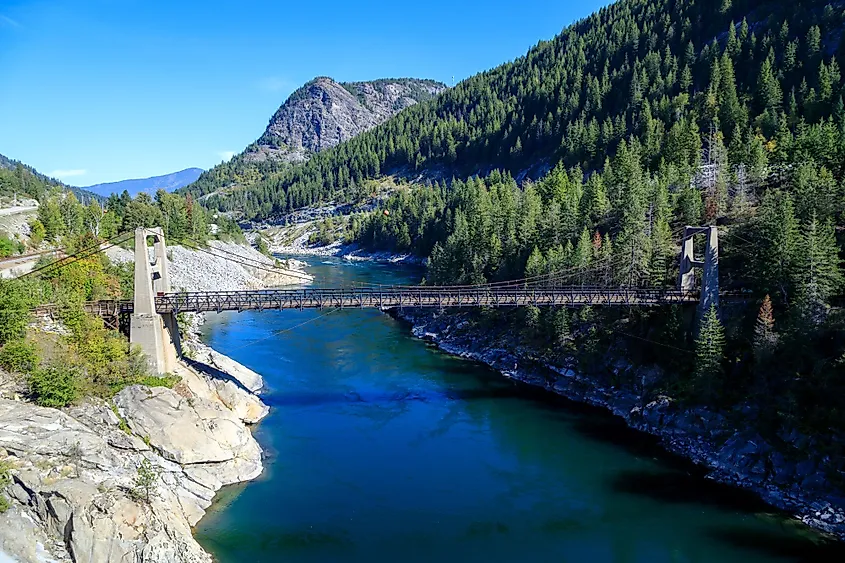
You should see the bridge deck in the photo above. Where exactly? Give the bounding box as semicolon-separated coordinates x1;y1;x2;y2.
35;287;701;317
156;287;700;313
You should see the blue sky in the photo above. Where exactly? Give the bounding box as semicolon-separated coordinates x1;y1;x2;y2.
0;0;608;186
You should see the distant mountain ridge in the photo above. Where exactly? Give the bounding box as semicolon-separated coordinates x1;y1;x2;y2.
83;168;203;197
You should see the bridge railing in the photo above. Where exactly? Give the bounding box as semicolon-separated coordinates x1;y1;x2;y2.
154;286;701;313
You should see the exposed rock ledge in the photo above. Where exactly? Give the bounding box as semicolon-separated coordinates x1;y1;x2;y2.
0;240;305;561
395;308;845;543
0;352;267;562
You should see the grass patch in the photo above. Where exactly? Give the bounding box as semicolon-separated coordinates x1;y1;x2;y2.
110;402;131;435
136;374;180;389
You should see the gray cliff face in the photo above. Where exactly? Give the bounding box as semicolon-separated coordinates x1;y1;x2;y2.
245;77;445;163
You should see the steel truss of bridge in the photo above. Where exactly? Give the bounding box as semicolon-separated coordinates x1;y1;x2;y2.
159;287;701;313
36;286;704;318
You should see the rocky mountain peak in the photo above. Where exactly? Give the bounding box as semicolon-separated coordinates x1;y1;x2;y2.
245;77;446;163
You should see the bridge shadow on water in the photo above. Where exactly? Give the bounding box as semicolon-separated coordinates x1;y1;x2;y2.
258;385;528;408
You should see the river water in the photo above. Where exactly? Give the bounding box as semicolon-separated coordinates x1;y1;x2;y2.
194;257;839;562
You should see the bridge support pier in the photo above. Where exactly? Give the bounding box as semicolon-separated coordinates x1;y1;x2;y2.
129;227;181;375
678;226;719;319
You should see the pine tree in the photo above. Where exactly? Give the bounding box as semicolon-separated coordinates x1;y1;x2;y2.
753;295;777;364
755;190;799;303
552;308;571;347
574;227;593;285
718;53;745;137
756;57;783;113
806;25;821;58
794;214;843;326
524;246;546;281
695;304;726;398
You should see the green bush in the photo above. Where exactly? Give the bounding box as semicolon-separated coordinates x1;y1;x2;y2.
28;364;80;408
0;278;39;346
0;340;39;374
130;459;159;504
0;459;11;514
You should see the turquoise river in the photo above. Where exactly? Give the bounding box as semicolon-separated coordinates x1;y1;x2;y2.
194;257;842;562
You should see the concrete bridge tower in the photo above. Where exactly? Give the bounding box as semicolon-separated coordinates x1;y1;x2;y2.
678;225;719;318
129;227;181;375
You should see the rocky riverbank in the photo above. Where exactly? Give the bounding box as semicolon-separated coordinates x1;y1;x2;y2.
393;308;845;542
0;337;268;562
0;241;305;562
256;215;423;265
267;231;422;265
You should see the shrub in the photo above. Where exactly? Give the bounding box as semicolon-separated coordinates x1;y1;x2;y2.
130;459;159;504
0;340;39;374
0;460;11;514
0;278;39;346
28;364;80;408
28;219;46;246
256;237;270;256
0;233;16;258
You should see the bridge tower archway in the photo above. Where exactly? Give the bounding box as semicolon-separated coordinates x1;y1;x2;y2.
678;225;719;319
129;227;181;375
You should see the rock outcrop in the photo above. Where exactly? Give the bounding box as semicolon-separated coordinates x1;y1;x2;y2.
0;353;269;562
245;77;446;163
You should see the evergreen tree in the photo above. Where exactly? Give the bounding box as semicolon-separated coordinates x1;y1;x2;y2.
794;214;843;325
753;295;777;364
754;190;799;303
694;304;726;398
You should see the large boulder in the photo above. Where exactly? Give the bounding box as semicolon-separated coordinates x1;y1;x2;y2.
113;385;262;475
184;344;269;424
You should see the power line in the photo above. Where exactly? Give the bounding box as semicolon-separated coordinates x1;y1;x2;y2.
14;231;134;281
608;328;691;353
174;238;314;283
221;307;342;353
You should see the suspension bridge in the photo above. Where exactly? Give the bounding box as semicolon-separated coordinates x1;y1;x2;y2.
27;225;720;374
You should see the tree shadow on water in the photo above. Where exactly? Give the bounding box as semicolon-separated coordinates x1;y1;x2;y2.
610;469;775;512
705;526;845;562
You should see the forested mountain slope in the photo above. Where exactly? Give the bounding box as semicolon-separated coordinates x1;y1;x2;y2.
189;0;845;220
0;153;103;204
196;0;845;507
185;77;445;201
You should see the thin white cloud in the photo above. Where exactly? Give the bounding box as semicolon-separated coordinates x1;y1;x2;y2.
0;15;21;28
50;169;87;179
217;151;236;162
257;77;293;93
